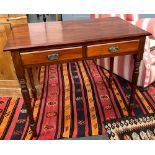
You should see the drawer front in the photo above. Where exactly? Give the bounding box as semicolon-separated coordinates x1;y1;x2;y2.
87;40;139;57
21;47;82;65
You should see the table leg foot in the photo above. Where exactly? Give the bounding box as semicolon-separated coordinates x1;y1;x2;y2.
30;122;38;137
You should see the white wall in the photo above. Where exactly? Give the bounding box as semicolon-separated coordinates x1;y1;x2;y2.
140;14;155;18
62;14;155;21
62;14;90;20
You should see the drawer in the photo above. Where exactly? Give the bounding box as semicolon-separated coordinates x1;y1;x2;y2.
21;47;83;65
87;40;139;57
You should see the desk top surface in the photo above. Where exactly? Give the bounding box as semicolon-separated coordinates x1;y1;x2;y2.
4;17;151;52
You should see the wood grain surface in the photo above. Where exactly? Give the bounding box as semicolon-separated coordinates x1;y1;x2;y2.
4;17;151;52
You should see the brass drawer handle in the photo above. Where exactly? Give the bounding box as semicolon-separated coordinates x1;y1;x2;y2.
48;54;59;60
108;46;119;53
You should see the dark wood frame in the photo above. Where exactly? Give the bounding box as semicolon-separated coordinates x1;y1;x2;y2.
4;17;151;137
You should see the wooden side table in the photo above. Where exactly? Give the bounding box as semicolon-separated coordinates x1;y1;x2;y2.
4;17;151;137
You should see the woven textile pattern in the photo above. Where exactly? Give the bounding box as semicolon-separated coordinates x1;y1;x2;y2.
105;114;155;140
0;60;155;140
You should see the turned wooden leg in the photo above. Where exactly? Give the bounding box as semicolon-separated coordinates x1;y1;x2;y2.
129;54;141;115
27;67;37;101
109;57;114;88
19;78;37;137
11;51;37;137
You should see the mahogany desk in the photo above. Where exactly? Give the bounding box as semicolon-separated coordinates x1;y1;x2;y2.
4;17;151;137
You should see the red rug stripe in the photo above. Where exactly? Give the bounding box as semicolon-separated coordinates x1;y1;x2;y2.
84;60;106;134
4;98;23;140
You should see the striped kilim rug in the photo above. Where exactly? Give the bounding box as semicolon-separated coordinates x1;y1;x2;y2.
0;60;155;140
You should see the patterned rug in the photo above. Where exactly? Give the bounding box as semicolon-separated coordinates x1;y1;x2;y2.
104;113;155;140
0;60;155;140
